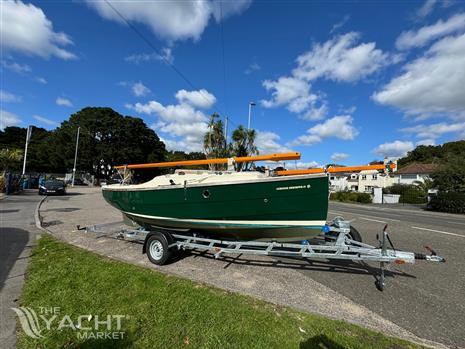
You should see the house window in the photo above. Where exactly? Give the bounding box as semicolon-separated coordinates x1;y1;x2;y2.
372;174;377;180
361;175;367;180
330;176;335;180
401;174;417;179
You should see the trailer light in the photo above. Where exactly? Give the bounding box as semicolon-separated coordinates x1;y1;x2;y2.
394;259;406;265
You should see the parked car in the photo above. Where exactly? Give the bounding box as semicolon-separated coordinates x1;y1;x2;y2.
39;180;66;195
71;178;88;186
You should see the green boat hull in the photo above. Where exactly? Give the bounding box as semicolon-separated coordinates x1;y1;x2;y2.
102;175;329;241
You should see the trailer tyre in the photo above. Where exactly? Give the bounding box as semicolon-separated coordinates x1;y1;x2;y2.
146;234;172;265
348;226;362;243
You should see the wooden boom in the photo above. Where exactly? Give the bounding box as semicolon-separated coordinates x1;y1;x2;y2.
276;163;396;176
114;152;301;169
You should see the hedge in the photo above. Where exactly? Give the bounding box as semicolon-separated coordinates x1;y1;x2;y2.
428;192;465;214
330;191;372;204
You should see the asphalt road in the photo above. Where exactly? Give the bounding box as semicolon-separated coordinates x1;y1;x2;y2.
0;191;41;349
281;201;465;348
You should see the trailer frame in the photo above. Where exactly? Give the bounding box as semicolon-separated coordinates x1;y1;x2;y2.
82;217;444;291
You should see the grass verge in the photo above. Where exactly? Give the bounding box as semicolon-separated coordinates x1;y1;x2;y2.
17;234;423;348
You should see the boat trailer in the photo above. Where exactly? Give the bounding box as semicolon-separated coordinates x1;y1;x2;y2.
82;217;445;291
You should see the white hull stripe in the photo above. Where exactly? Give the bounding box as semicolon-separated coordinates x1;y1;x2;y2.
123;211;326;228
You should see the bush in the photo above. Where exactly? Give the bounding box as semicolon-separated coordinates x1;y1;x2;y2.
384;183;426;204
428;192;465;214
330;191;372;204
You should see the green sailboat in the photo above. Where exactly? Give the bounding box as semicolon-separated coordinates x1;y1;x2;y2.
102;153;329;241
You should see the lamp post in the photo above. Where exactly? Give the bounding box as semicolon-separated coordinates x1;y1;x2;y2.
71;126;80;187
247;101;256;130
22;126;32;175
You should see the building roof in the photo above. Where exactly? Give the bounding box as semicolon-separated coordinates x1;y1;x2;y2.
396;163;437;175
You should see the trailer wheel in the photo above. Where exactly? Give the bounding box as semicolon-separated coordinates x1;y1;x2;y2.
146;234;172;265
348;226;362;243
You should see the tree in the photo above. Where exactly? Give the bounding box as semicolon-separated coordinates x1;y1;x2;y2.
0;148;23;173
204;113;228;170
431;157;465;193
230;125;258;171
0;126;53;173
51;107;166;181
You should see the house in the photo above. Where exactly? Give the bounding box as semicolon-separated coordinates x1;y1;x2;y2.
394;163;437;185
357;170;396;194
329;173;349;192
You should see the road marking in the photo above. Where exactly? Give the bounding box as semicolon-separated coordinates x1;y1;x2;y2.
411;226;465;238
359;217;387;224
329;210;400;222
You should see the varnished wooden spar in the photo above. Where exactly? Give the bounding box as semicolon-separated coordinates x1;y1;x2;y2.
114;152;301;169
276;163;397;176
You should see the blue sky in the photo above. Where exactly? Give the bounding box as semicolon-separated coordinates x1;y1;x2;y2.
2;0;465;167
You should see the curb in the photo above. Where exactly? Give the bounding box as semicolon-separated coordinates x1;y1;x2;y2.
34;195;49;233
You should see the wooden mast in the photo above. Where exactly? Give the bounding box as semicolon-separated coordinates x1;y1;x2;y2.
114;152;301;169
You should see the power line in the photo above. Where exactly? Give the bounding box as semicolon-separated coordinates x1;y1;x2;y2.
103;0;217;113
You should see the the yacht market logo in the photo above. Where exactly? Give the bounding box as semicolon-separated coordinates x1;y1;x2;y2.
12;307;126;340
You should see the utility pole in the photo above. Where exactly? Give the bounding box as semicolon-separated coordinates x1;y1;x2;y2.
224;115;228;146
71;126;80;187
247;101;256;130
22;126;32;176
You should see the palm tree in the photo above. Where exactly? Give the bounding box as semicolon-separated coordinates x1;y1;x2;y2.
0;148;23;173
230;126;258;171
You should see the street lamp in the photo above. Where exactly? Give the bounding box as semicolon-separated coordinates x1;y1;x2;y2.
71;126;80;187
247;101;256;130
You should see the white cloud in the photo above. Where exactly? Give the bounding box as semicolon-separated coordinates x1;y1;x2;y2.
396;13;465;50
329;14;350;34
300;103;328;121
255;131;293;154
2;0;76;59
373;140;414;158
416;0;437;19
416;139;436;146
132;82;151;97
33;115;58;126
261;32;393;119
262;77;317;113
126;89;217;152
175;89;216;109
331;152;349;161
35;77;47;84
294;161;320;169
288;115;359;147
293;32;392;83
0;90;21;103
307;115;358;140
373;33;465;119
125;47;174;65
245;62;261;74
400;122;465;139
86;0;250;42
1;60;31;74
0;110;22;130
56;97;73;107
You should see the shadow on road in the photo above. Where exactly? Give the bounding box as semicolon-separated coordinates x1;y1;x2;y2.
0;227;30;292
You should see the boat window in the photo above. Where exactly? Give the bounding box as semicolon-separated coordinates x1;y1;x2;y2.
202;190;210;199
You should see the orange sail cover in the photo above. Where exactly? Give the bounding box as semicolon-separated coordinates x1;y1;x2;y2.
114;152;301;169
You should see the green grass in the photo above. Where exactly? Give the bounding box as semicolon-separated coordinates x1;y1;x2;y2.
18;234;424;349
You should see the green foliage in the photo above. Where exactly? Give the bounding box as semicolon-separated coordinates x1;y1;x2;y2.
204;113;228;159
230;125;258;171
0;148;23;172
428;192;465;214
398;140;465;167
330;191;372;203
384;184;426;204
0;108;166;179
18;234;424;349
431;157;465;193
